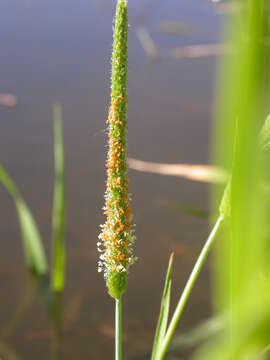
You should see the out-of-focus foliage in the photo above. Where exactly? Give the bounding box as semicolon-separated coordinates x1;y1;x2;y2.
0;105;66;292
0;165;48;275
51;105;66;293
195;1;270;359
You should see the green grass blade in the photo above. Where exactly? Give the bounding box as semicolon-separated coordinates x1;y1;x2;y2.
51;104;66;292
0;165;48;274
151;253;174;360
160;216;223;359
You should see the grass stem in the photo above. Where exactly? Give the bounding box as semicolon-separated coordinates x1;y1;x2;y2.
159;215;223;359
115;298;123;360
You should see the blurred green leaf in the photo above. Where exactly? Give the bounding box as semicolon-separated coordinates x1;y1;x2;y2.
0;165;48;275
204;0;270;359
51;104;66;292
151;253;174;360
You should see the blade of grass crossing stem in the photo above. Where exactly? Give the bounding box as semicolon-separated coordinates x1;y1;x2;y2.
151;253;174;360
51;104;66;292
0;165;48;274
159;216;223;359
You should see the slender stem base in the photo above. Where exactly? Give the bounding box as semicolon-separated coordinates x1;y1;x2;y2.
115;298;123;360
160;215;223;359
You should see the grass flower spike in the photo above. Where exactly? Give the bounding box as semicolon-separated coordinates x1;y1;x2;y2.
98;0;136;300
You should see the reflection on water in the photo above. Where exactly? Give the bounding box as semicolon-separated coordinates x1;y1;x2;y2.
0;0;222;358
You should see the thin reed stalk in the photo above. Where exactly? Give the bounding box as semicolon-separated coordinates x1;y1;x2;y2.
115;298;123;360
159;215;223;359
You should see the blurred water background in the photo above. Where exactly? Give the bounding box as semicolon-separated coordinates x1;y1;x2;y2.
0;0;227;358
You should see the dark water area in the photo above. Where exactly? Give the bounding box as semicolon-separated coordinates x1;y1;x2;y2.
0;0;223;358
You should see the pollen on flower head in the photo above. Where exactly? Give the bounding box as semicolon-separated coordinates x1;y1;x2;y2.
98;96;136;279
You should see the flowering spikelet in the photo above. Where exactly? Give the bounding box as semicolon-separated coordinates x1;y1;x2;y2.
98;0;136;300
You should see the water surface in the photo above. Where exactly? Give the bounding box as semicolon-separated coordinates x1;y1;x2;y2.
0;0;222;358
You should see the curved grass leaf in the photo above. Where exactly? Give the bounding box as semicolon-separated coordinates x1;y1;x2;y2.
151;253;174;360
0;165;48;275
51;104;66;292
